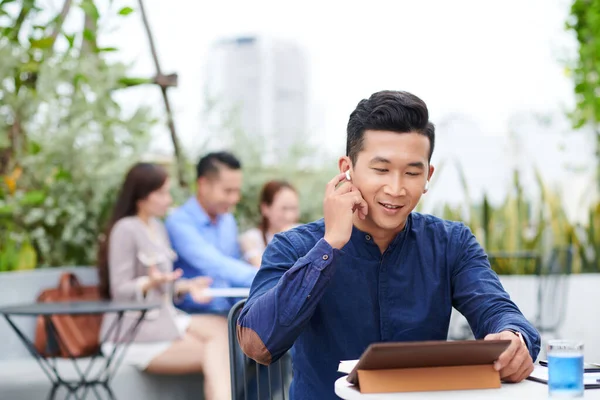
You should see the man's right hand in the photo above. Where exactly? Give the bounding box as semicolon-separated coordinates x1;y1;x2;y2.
180;276;214;304
323;172;368;249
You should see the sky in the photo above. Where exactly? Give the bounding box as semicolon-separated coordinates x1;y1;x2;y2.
48;0;595;222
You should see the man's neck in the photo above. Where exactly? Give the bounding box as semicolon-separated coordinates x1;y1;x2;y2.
195;195;219;224
352;215;407;254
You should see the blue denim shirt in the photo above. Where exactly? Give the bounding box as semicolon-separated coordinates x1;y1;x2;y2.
165;197;257;313
237;213;541;400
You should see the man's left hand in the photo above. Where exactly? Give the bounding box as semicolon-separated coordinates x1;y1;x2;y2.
484;330;533;383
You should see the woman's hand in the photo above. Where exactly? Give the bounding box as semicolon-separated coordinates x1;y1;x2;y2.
142;266;183;295
149;265;182;286
176;276;214;304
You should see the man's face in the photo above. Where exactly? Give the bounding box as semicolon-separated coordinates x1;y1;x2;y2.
197;167;243;217
342;130;434;233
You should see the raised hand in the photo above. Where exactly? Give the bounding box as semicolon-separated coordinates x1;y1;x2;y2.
147;265;183;288
323;172;368;249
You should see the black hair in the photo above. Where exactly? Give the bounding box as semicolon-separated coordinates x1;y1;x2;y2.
196;151;242;180
346;90;435;164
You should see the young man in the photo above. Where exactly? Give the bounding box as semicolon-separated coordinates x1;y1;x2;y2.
237;91;540;399
166;151;257;314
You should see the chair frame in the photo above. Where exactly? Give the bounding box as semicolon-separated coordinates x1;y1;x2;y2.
228;299;291;400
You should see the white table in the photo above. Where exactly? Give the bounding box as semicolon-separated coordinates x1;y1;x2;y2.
335;376;600;399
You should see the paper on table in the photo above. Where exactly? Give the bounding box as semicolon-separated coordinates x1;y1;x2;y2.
202;288;250;298
338;359;358;374
528;364;600;386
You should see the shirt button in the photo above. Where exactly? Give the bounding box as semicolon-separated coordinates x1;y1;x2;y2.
365;234;371;241
322;254;329;260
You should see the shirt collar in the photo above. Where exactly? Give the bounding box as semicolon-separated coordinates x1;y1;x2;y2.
349;213;413;255
184;197;220;227
389;212;412;249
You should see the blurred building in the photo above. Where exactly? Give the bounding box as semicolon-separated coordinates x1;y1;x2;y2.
204;35;309;161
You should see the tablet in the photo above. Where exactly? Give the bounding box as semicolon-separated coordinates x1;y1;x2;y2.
347;339;511;384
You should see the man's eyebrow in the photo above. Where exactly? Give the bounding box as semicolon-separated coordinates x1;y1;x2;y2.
407;162;425;169
368;156;391;164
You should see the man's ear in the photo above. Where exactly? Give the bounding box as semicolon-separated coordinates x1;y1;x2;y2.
338;156;352;176
196;176;209;195
423;164;435;194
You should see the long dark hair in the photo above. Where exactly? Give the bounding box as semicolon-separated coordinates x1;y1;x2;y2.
97;162;169;299
258;180;296;246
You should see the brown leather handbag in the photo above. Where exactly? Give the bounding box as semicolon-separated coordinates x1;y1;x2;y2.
34;272;102;358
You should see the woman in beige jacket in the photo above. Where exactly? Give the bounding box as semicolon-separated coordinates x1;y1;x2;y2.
97;162;230;400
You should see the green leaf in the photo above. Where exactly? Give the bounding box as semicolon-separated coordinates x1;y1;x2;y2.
64;33;76;49
83;28;96;42
29;37;54;49
118;76;153;87
0;246;18;272
28;140;42;155
15;241;36;270
73;73;87;86
80;0;100;21
20;190;46;206
0;204;14;215
118;6;134;16
55;169;72;181
97;47;118;52
19;60;39;73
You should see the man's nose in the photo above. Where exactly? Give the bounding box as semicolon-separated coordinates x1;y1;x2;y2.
384;176;406;197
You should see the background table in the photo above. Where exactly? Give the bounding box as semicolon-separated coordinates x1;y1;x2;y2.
0;300;160;400
335;376;600;399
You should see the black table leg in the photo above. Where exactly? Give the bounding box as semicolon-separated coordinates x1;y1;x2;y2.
4;310;146;400
4;315;61;386
47;384;59;400
101;382;116;400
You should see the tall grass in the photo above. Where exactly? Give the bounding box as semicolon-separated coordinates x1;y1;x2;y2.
431;161;596;274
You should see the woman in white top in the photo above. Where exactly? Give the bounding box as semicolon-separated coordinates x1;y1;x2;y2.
97;162;230;400
239;180;300;267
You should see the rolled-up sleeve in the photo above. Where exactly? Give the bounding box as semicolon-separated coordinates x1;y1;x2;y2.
237;234;337;365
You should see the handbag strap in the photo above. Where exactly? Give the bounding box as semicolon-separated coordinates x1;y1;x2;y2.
58;273;83;296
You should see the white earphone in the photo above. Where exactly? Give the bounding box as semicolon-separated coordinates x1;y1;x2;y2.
424;180;429;191
345;170;351;181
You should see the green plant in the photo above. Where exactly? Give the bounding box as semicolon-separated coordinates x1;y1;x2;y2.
566;0;600;189
0;1;156;270
428;159;594;274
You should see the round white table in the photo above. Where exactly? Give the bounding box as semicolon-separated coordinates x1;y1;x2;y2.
335;376;600;399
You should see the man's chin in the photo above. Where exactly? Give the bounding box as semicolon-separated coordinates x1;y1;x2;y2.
220;207;234;215
371;215;407;232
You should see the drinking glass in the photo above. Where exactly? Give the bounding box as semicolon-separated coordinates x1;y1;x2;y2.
547;340;584;398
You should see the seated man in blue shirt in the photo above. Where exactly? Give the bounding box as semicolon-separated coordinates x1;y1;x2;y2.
237;90;540;399
166;151;258;314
